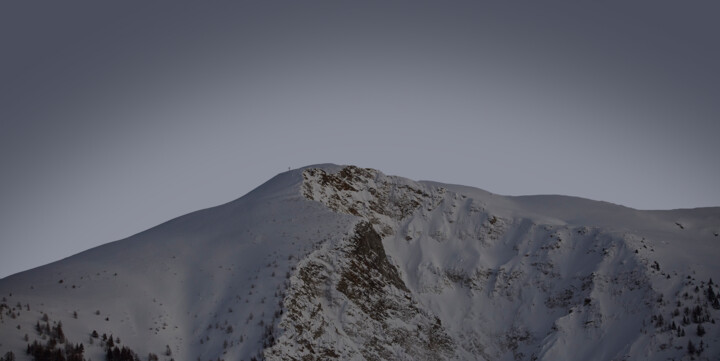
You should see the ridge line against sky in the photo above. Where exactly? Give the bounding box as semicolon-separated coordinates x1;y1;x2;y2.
1;0;718;278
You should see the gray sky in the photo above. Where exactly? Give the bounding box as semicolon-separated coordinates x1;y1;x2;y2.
1;1;719;279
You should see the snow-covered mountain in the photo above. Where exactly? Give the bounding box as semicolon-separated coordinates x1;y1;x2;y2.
1;164;719;361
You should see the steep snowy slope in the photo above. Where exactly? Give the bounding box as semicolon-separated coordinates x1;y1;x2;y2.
1;164;719;361
0;165;356;361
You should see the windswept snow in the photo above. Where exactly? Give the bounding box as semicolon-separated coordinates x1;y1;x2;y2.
1;164;719;361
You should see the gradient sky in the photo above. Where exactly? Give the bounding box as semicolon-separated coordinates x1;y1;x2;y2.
1;0;719;279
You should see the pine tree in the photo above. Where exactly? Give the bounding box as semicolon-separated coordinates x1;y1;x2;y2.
707;284;718;310
688;340;696;354
56;321;66;343
655;314;664;327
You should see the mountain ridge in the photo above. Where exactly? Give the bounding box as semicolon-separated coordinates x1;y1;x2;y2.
1;164;719;361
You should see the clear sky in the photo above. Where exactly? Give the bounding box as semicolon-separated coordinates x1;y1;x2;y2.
1;1;719;279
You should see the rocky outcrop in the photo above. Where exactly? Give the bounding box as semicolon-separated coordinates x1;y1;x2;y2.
267;220;454;361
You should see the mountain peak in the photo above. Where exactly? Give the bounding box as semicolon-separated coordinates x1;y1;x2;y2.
1;165;719;361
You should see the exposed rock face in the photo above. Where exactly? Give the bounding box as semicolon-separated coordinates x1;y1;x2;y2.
2;164;719;361
273;165;720;361
302;166;433;236
338;221;408;295
268;219;454;361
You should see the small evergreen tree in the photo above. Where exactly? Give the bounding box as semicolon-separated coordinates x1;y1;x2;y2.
55;321;66;343
654;314;664;327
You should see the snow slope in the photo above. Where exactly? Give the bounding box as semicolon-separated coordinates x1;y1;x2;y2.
1;164;719;361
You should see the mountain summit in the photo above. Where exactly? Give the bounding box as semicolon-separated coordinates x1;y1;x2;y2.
1;164;719;361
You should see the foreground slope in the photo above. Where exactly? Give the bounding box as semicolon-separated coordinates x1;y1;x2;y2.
1;164;719;361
